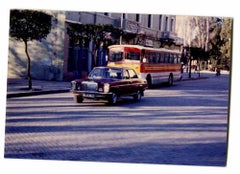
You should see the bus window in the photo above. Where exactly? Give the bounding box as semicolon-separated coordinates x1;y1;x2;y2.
177;54;181;64
160;53;164;63
152;52;157;63
126;52;140;60
144;52;150;63
170;54;174;64
156;53;160;63
174;54;178;64
109;52;123;62
149;53;153;63
165;53;169;63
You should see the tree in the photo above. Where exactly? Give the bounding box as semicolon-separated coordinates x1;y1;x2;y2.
67;23;122;48
9;9;52;89
207;17;232;70
67;23;123;72
218;18;232;70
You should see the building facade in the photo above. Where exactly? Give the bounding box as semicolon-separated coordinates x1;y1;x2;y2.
8;10;66;81
8;10;183;81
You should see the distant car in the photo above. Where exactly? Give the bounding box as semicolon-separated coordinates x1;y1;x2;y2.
71;66;148;105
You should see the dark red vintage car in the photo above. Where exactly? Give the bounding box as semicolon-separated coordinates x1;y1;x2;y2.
71;66;148;105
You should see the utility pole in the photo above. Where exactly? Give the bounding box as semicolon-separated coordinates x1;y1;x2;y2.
119;13;123;45
188;17;192;78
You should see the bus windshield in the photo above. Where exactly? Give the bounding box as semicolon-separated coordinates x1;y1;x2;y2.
109;52;123;62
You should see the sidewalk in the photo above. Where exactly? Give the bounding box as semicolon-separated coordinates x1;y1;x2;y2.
7;78;71;98
6;70;227;98
180;70;211;81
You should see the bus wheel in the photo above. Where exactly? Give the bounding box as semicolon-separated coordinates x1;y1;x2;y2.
168;74;173;86
146;75;152;88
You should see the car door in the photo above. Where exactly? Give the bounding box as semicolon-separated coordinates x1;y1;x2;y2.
127;69;140;93
117;69;132;95
109;69;129;95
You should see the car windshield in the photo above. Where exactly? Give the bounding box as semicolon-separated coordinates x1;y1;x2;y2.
89;68;123;80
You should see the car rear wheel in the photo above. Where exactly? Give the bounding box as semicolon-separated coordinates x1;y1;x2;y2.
146;75;152;88
108;93;118;105
133;90;142;102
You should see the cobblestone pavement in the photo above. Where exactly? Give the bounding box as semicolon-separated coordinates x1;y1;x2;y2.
4;71;230;166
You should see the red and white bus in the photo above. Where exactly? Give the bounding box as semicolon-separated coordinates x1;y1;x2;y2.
107;44;182;87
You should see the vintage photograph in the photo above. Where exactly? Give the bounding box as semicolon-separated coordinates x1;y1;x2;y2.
4;9;232;167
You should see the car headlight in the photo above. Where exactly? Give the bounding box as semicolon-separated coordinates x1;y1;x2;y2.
71;81;82;90
103;83;110;93
71;81;77;90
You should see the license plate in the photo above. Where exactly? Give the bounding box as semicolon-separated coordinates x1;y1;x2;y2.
83;93;95;98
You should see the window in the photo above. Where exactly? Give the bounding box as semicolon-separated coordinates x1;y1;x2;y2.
160;53;165;63
156;53;160;63
174;54;178;64
159;15;162;30
104;12;109;16
149;53;153;63
126;52;140;60
136;14;140;22
128;69;138;79
177;54;181;63
165;17;168;31
165;53;169;63
108;68;122;79
123;13;126;19
109;52;123;62
170;18;174;32
89;68;104;79
148;14;152;28
123;70;130;79
169;54;174;64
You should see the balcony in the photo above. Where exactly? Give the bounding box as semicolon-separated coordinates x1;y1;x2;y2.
160;31;177;40
122;19;140;33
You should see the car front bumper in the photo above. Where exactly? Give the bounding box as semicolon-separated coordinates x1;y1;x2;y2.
71;90;113;101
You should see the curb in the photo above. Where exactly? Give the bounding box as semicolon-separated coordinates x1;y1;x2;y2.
6;76;210;98
180;76;209;81
7;89;70;98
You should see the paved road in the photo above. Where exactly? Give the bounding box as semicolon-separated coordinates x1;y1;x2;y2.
4;73;230;166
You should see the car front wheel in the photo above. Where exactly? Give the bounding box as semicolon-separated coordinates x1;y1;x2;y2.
74;95;83;103
108;93;118;105
133;90;142;102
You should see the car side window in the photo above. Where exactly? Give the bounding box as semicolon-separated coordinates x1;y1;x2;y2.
128;69;138;79
116;72;122;79
123;70;130;79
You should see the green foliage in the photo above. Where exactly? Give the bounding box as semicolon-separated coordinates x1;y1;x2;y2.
10;9;52;42
208;17;232;69
66;23;123;48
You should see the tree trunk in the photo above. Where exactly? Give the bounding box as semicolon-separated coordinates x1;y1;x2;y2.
24;40;32;90
188;58;192;78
